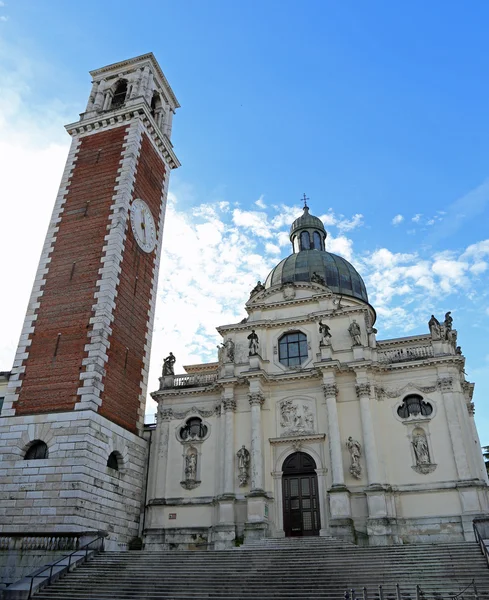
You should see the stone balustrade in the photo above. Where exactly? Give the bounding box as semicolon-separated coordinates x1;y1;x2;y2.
377;344;434;364
159;371;219;390
0;533;82;551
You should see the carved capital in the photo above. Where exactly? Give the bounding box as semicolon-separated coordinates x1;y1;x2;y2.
248;393;265;407
437;377;453;392
222;398;237;412
159;408;174;421
323;383;338;399
355;383;371;398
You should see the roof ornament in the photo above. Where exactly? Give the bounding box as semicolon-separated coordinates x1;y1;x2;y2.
301;193;309;210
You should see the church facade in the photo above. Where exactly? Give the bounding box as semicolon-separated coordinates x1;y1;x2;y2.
0;54;487;553
146;208;488;548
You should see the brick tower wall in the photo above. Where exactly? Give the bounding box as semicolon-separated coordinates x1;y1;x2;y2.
101;133;166;432
16;126;128;416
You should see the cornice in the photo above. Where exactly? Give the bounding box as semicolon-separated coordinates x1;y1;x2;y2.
65;102;180;170
217;306;369;335
269;433;326;445
151;383;221;399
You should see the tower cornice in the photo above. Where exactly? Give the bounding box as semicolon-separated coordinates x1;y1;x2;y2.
65;102;180;169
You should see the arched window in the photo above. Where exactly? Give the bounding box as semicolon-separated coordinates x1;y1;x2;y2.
313;231;323;250
397;394;433;419
279;332;308;367
180;417;208;440
107;452;119;471
300;231;311;250
111;80;128;109
25;441;48;460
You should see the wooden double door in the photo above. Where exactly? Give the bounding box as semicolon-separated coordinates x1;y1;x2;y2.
282;452;321;537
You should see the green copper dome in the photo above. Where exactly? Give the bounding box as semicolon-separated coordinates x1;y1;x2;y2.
265;250;369;303
289;206;326;239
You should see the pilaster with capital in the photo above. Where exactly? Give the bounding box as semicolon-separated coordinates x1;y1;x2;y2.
148;405;173;501
437;376;472;480
249;392;265;492
222;393;237;496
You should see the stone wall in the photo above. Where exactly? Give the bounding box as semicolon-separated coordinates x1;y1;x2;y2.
0;410;147;549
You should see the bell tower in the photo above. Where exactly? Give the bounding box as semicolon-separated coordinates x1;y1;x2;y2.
0;54;179;546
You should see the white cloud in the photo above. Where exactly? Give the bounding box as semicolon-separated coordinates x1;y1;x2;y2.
412;214;422;222
0;16;8;22
392;214;404;226
265;242;281;254
255;195;266;209
232;208;273;238
326;234;354;261
337;213;364;232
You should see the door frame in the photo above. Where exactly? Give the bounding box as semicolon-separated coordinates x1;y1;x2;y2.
271;441;329;537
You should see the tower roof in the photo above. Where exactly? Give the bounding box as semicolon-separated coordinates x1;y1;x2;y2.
289;206;326;241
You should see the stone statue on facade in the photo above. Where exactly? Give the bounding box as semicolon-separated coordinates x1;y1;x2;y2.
412;431;430;465
185;452;197;480
223;338;235;362
250;281;265;296
428;311;458;352
248;329;259;356
346;436;362;479
348;320;362;346
311;271;326;286
162;352;176;376
318;320;332;346
236;445;250;486
428;315;441;340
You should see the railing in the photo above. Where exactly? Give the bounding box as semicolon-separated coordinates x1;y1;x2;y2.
0;533;82;551
160;372;219;390
474;519;489;568
344;580;479;600
377;345;434;364
25;535;105;599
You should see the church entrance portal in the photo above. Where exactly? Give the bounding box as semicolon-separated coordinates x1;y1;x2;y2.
282;452;320;537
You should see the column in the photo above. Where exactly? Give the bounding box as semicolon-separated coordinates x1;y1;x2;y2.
322;377;354;542
356;382;381;486
356;379;391;545
245;391;268;541
222;396;237;496
249;392;265;492
323;383;344;487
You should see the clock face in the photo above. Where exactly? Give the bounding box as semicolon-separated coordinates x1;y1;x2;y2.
130;199;156;253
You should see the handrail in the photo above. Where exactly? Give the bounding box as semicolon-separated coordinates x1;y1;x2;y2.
26;534;105;598
474;519;489;568
344;580;478;600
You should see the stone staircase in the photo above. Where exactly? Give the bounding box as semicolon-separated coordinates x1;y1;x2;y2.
32;536;489;599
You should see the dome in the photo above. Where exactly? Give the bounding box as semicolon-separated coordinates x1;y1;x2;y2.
289;206;326;239
265;249;369;303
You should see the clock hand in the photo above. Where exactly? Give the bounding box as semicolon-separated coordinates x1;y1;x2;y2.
141;209;147;242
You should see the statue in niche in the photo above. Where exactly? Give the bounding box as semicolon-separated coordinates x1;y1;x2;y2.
223;338;235;362
318;320;332;346
346;436;362;479
250;281;265;296
311;271;326;286
236;445;250;486
248;329;259;356
185;451;197;480
412;431;430;465
428;315;441;340
348;320;362;346
162;352;176;376
217;344;224;364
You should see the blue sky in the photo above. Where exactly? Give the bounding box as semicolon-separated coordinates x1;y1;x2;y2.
1;1;489;439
